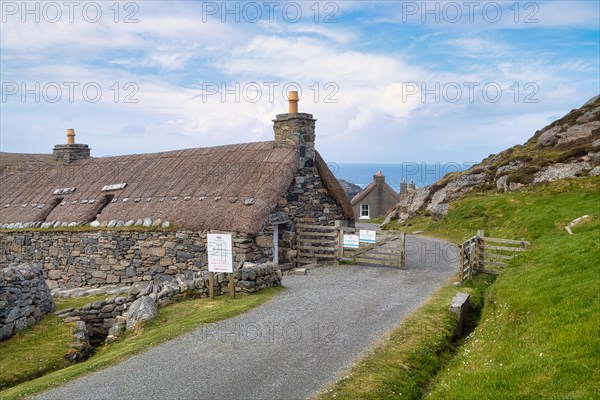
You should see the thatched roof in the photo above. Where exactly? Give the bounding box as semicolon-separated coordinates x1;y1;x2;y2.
350;179;400;205
315;152;354;218
0;142;352;234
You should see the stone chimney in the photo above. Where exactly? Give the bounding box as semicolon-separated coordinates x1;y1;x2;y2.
273;91;316;168
53;129;91;164
374;171;385;216
400;178;408;194
374;171;385;186
409;179;416;190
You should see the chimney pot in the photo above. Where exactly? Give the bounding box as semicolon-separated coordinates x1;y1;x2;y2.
288;91;299;113
66;128;75;144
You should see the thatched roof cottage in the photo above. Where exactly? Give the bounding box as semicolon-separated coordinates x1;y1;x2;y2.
0;93;353;279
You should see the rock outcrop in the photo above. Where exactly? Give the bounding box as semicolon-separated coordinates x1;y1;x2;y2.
338;179;362;200
383;95;600;226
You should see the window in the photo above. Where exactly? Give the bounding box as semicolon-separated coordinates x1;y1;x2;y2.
360;204;369;219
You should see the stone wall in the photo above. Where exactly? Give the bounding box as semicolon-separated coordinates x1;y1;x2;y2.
273;167;348;264
272;112;350;264
0;230;268;289
1;263;54;340
55;263;281;344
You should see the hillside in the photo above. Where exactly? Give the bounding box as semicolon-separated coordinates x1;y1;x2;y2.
338;179;362;199
323;177;599;399
383;95;600;226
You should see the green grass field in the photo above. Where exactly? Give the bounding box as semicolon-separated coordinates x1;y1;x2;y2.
322;177;599;399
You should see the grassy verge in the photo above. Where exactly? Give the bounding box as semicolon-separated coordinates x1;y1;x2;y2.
318;274;494;400
0;287;282;400
322;177;599;399
54;293;128;312
0;316;73;390
426;217;599;399
0;292;132;389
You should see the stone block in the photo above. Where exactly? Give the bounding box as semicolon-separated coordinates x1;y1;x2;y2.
449;292;470;335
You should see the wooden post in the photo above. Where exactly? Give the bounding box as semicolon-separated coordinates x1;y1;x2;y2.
335;220;343;264
468;244;474;280
399;232;406;269
476;229;485;273
229;272;235;299
209;272;215;300
458;244;464;282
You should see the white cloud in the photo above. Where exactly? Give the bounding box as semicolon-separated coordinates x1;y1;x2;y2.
0;1;597;164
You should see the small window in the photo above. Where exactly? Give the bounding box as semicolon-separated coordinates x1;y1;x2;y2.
360;204;369;219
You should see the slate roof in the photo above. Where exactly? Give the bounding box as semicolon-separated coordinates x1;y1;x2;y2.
350;179;400;205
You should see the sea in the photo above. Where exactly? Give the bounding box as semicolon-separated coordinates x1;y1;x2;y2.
331;163;474;190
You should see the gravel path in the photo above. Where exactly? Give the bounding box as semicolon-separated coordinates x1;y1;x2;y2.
36;235;457;400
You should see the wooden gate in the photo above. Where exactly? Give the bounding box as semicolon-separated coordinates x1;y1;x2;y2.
459;229;529;282
352;233;406;268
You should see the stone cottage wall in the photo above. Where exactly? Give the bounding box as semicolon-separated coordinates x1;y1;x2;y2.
0;230;267;289
0;263;54;340
273;167;348;264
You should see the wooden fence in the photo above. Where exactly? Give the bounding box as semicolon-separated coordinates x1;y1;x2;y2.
459;229;529;282
337;224;406;269
352;233;406;268
296;221;406;269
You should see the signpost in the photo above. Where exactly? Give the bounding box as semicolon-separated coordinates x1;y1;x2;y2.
207;232;235;299
359;229;376;244
343;234;360;249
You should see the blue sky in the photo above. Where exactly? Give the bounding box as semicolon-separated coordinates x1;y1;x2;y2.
1;0;598;163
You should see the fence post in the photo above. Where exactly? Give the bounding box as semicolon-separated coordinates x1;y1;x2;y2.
468;244;474;280
476;229;485;272
458;244;464;282
399;232;406;269
334;220;343;265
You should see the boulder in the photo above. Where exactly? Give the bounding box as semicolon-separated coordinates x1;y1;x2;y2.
126;296;159;329
533;162;591;183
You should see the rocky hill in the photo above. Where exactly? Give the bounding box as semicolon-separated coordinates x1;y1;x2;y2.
383;95;600;226
338;179;362;199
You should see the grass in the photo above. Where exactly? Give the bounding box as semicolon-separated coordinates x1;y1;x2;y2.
0;287;282;400
54;294;126;311
426;218;600;399
318;274;495;400
321;177;599;399
387;177;599;242
0;316;73;391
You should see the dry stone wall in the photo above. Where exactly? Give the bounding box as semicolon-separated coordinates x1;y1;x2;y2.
1;263;54;340
56;263;281;345
0;230;267;289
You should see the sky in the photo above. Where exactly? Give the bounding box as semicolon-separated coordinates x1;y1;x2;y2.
1;0;599;164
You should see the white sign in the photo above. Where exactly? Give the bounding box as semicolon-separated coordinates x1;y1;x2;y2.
359;229;377;244
207;233;234;273
343;234;360;249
